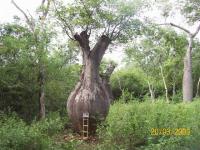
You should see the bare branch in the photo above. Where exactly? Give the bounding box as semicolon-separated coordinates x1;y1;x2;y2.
169;23;191;35
64;27;75;41
155;23;171;26
109;17;123;39
157;22;192;35
11;0;35;31
111;15;131;40
27;10;34;20
91;35;111;64
112;27;123;40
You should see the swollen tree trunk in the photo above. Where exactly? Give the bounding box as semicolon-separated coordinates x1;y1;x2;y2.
196;77;200;98
159;65;169;102
183;37;193;102
67;31;112;133
168;22;200;102
38;64;45;119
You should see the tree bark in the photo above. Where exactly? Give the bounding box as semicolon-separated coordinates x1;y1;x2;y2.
183;37;193;102
101;63;116;104
159;65;169;102
172;66;176;99
67;31;112;133
196;77;200;98
38;64;45;119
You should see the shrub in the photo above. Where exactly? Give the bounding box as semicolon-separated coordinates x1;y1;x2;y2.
0;112;72;150
31;112;66;136
0;113;52;150
111;68;149;100
97;99;200;150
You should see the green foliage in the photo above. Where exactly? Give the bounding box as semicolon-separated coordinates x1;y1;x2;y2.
31;112;67;136
99;59;117;75
0;113;52;150
182;0;200;22
111;68;149;100
54;0;145;42
124;26;192;99
0;23;79;121
0;24;39;120
0;112;78;150
97;99;200;150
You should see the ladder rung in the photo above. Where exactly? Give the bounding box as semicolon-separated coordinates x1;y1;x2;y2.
82;113;89;139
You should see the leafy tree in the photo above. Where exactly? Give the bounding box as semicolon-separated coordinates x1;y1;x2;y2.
125;27;187;101
0;24;38;120
53;0;145;132
12;0;52;119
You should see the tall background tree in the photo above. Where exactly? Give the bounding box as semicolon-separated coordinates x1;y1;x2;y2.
154;0;200;102
12;0;52;119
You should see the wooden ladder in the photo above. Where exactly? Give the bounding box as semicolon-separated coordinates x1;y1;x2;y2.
82;112;89;139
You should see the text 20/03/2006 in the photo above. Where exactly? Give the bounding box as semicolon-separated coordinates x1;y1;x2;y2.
151;128;191;136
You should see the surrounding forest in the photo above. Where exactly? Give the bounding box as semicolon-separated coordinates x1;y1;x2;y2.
0;0;200;149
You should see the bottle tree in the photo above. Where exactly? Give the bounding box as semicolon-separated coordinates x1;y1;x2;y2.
53;0;144;132
155;0;200;102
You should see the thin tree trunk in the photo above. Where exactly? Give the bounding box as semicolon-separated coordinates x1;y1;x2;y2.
173;82;176;99
159;65;169;102
147;80;155;101
183;37;193;102
196;77;200;98
172;67;176;99
39;64;45;119
116;74;124;101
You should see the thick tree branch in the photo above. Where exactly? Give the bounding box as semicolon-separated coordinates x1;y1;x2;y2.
74;30;90;53
169;23;191;35
158;23;191;35
158;22;200;39
91;35;111;64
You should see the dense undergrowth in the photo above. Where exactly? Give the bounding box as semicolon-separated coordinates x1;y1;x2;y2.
0;99;200;150
0;112;78;150
97;99;200;150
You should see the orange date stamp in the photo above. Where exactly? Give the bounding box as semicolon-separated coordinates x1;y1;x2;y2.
151;128;191;136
